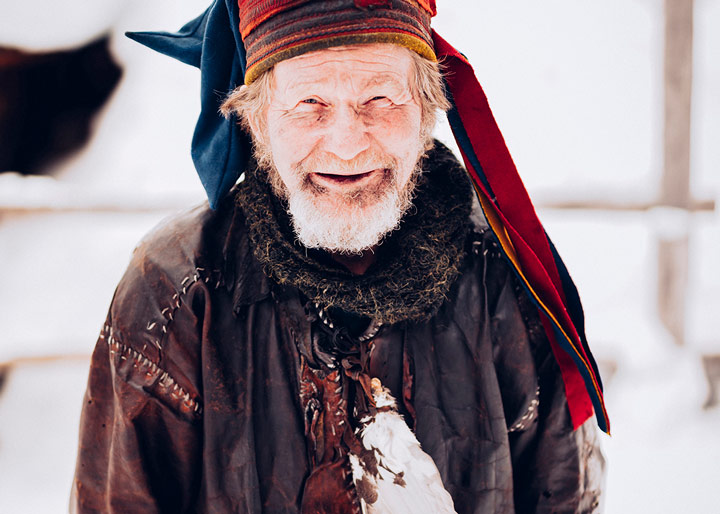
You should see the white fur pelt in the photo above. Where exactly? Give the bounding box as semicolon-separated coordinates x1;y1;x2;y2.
349;378;457;514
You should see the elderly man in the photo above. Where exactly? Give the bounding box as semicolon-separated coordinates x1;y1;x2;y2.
73;1;607;513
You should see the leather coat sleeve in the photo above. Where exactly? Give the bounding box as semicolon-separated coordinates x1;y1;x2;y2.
71;229;207;514
502;276;605;513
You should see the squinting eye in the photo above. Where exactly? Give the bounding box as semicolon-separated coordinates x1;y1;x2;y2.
302;98;319;104
366;96;392;107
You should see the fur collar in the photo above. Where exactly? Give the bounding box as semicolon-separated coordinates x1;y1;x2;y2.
237;141;473;324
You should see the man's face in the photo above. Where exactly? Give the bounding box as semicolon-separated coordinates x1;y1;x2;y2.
257;43;426;254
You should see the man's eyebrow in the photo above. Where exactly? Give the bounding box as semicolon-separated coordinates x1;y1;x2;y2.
284;79;325;94
359;73;405;90
283;73;406;96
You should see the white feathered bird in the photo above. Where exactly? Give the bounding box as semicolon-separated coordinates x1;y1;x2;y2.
349;378;457;514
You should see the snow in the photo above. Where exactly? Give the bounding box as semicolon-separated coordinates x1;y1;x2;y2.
603;350;720;512
1;1;719;512
0;358;89;513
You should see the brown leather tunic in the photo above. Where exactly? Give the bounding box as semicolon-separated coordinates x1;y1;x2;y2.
71;185;603;513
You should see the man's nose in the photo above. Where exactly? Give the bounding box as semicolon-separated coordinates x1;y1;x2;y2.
324;104;370;161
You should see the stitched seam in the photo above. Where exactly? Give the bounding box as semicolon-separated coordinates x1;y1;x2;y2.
508;385;540;433
101;324;202;414
147;267;224;351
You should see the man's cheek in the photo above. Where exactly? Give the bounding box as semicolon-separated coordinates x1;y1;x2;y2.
370;107;421;137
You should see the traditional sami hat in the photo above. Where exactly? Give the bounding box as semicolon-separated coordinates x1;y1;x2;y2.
240;0;437;84
127;0;609;434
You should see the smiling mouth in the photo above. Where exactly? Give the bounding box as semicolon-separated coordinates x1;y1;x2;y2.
308;168;390;193
314;170;377;184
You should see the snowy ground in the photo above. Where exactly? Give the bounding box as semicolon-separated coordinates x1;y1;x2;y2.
1;1;719;512
0;358;89;514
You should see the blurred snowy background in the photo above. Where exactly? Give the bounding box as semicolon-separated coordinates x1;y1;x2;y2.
0;0;718;512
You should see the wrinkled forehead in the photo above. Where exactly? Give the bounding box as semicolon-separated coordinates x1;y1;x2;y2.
271;43;415;98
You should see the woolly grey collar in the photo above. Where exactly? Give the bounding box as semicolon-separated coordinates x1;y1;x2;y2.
237;141;473;324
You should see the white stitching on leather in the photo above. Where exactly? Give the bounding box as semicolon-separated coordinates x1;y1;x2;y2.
103;324;202;414
508;385;540;433
144;267;223;351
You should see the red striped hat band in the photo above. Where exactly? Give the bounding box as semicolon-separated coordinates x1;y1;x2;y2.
239;0;436;84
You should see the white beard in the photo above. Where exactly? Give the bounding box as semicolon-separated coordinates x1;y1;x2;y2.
264;144;422;255
285;173;412;254
249;105;433;255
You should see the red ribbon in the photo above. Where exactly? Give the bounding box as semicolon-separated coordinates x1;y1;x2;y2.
432;30;609;433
